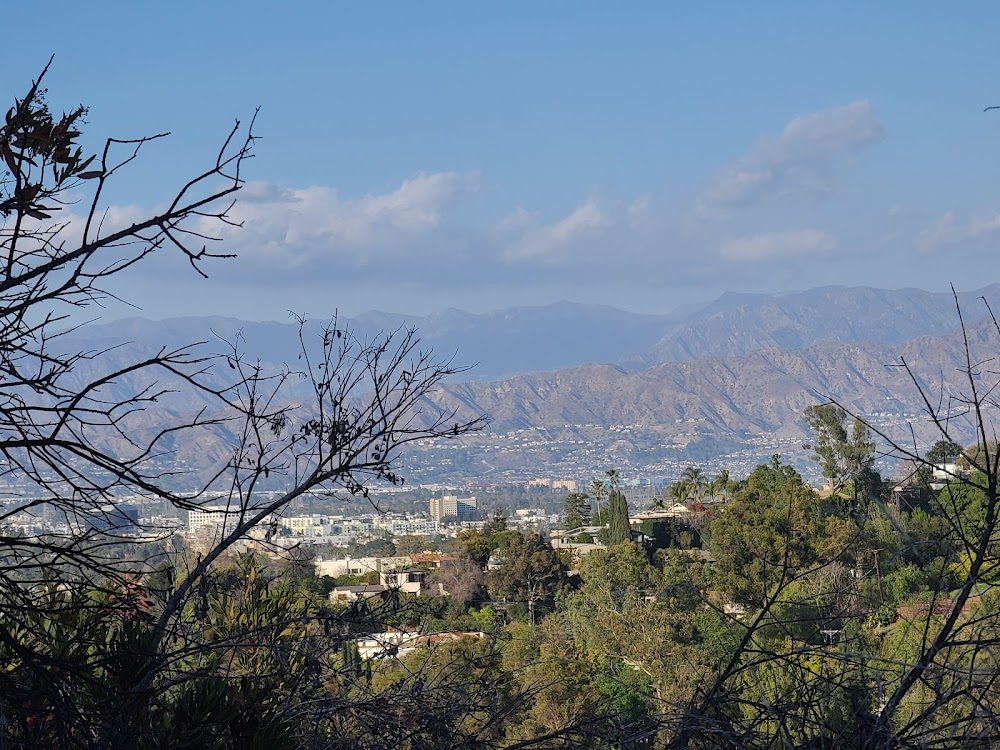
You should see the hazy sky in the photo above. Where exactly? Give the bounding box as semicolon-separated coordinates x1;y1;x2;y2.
3;3;1000;321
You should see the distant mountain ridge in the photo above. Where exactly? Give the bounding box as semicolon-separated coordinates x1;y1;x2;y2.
643;284;1000;363
42;284;1000;484
432;314;1000;447
62;284;1000;384
62;301;677;382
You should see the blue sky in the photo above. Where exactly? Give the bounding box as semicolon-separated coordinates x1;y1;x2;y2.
3;3;1000;321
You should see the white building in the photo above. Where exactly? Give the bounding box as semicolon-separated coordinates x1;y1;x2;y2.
187;505;275;535
374;516;438;535
429;494;477;522
187;506;234;532
314;555;412;578
279;514;332;536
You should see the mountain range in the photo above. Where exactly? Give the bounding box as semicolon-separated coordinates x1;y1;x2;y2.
63;283;1000;377
45;283;1000;485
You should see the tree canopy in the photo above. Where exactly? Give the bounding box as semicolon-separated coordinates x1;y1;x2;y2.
486;531;562;623
804;403;878;501
563;492;592;530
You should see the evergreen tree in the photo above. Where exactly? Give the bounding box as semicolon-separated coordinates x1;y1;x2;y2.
607;488;631;545
486;532;562;623
804;403;878;503
680;466;707;499
563;492;592;530
925;438;963;465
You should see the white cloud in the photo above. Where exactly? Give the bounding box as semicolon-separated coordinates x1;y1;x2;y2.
721;229;836;261
915;210;1000;253
499;197;653;263
47;161;882;316
699;101;882;212
201;172;480;267
500;200;611;262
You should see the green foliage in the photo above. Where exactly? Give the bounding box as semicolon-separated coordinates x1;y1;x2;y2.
324;571;378;588
508;616;597;741
371;589;444;628
640;518;674;550
882;563;931;607
354;537;396;557
692;608;744;666
393;534;428;556
153;677;297;750
0;558;318;748
579;542;659;597
486;531;563;621
420;611;486;634
606;488;631;545
482;509;509;538
925;439;964;464
452;515;512;568
902;507;953;563
681;466;707;498
454;527;493;566
470;604;501;632
11;452;991;748
804;404;877;499
369;636;515;748
708;457;826;607
592;667;654;741
936;477;989;536
562;543;716;700
563;491;592;530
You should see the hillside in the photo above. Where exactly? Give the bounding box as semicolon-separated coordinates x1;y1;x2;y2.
37;285;1000;486
418;317;1000;482
644;284;1000;363
59;302;677;383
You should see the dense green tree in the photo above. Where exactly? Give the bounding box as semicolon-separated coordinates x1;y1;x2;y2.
804;403;878;503
506;616;599;742
578;542;659;597
482;509;509;538
453;528;493;567
708;457;826;607
563;492;592;530
485;532;562;623
606;487;632;545
925;438;964;465
562;543;717;708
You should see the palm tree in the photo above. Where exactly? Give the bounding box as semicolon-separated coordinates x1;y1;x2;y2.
605;469;621;491
709;469;731;503
667;480;689;505
589;479;607;522
680;466;706;500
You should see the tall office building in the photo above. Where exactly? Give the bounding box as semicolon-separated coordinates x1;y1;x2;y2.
429;494;477;522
